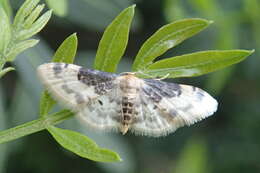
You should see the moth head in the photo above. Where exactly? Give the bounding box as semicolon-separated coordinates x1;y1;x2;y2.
119;72;136;76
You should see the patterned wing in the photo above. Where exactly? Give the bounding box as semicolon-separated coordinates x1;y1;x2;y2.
130;79;218;137
77;88;122;131
37;63;118;110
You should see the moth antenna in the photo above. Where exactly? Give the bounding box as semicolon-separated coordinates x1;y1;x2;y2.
136;71;155;78
155;73;170;80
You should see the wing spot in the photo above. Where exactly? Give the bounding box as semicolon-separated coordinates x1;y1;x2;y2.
196;91;205;100
148;116;155;123
176;89;182;97
169;109;177;118
142;87;162;102
143;79;182;98
75;93;85;104
183;104;193;112
77;67;117;89
109;97;114;103
61;84;74;94
98;100;103;105
64;63;69;68
112;115;121;122
53;63;62;75
91;81;97;85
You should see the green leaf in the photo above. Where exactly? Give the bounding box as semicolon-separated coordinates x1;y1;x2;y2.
23;4;45;29
39;33;78;116
143;50;254;78
0;67;15;78
94;5;135;72
13;0;40;30
16;10;52;40
173;137;208;173
0;5;11;54
39;91;56;117
132;18;212;71
0;87;8;173
52;33;78;63
47;126;122;162
0;0;12;18
6;39;39;61
45;0;68;17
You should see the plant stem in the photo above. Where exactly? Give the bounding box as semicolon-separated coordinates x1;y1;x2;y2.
0;110;74;144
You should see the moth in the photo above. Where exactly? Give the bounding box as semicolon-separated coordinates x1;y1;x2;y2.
37;63;218;137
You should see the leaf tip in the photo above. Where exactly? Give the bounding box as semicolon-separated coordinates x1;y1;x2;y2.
208;20;214;24
250;49;255;54
116;154;123;162
241;49;255;56
35;39;40;43
127;4;136;13
199;18;213;26
131;4;136;8
47;9;53;16
38;3;46;9
193;18;213;26
71;32;78;39
118;158;123;162
0;67;15;78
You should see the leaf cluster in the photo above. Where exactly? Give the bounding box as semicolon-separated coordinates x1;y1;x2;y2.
0;0;51;78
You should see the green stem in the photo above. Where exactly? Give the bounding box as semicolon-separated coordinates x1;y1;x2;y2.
0;110;74;144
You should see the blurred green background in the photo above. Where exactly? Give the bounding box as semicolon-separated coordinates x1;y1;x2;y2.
0;0;260;172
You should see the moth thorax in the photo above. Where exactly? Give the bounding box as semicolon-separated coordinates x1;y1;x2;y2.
119;74;140;93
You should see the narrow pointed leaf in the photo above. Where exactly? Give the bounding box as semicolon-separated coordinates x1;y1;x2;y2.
0;88;7;172
40;33;78;117
24;4;45;29
0;5;11;53
13;0;40;29
6;39;39;61
17;10;52;40
144;50;254;78
45;0;68;17
52;33;78;63
47;126;122;162
39;91;56;117
132;18;212;71
0;0;12;17
0;67;15;78
94;5;135;72
173;137;208;173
